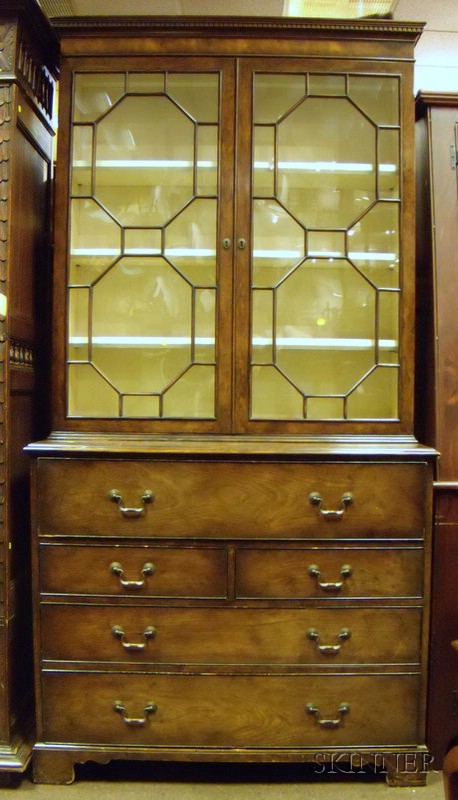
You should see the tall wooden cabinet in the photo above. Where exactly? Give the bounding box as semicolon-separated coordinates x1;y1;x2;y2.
415;92;458;765
27;17;435;786
0;0;57;777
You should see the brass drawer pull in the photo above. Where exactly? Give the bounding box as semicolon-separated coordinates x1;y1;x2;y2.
109;489;154;517
113;701;157;727
305;702;350;729
111;625;157;651
309;491;353;520
307;563;352;592
110;561;155;590
307;627;351;655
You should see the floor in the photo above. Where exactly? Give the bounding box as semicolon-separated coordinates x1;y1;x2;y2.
0;762;445;799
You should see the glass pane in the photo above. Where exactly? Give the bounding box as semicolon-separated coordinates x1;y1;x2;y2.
378;290;399;364
346;366;398;419
73;73;125;123
91;257;192;394
251;366;303;419
277;97;376;229
307;397;345;420
253;200;305;288
195;288;216;361
308;230;346;258
309;74;346;96
71;126;92;196
70;198;121;272
124;229;162;256
127;73;165;93
68;288;89;357
348;75;399;126
94;95;195;227
68;364;119;417
378;129;400;199
252;289;274;364
254;74;305;124
162;365;215;418
348;202;399;288
253;126;275;196
165;199;217;286
168;73;219;123
122;395;161;418
197;126;218;195
275;260;376;396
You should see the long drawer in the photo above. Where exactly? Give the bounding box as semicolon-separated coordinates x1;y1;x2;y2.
39;543;423;600
40;604;422;666
36;458;429;539
40;672;421;747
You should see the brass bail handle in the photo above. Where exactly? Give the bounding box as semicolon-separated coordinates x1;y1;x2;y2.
112;625;157;652
307;563;352;592
110;561;155;590
113;701;158;727
309;491;353;520
109;488;154;518
305;702;350;729
307;627;351;655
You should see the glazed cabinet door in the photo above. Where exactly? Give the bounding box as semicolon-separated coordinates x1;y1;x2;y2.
234;59;413;434
60;58;235;432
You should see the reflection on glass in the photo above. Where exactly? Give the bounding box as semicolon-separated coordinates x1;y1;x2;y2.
309;74;346;96
168;74;219;123
277;97;376;229
254;74;305;124
347;366;398;419
73;73;125;123
68;71;220;419
378;129;400;199
162;365;215;418
251;71;400;421
253;199;305;287
348;203;399;288
68;363;119;417
348;75;399;126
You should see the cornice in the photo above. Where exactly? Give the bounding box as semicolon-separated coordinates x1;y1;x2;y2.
51;15;425;43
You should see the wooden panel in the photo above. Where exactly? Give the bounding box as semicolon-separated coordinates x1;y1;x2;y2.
36;459;429;539
40;671;421;748
40;604;422;666
237;546;424;599
39;543;227;598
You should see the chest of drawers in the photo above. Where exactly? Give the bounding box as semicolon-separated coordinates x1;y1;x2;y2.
28;441;434;786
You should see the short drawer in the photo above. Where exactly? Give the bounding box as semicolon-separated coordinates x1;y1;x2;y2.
40;671;421;747
36;458;430;539
236;546;424;599
40;604;422;666
39;544;227;598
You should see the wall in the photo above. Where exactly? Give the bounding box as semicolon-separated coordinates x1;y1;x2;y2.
394;0;458;93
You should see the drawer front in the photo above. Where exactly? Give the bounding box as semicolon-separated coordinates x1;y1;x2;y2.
36;458;429;539
237;547;424;599
40;672;421;747
39;544;227;598
40;604;422;666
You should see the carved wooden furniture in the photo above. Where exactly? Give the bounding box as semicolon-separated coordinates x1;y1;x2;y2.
415;92;458;771
0;0;57;777
27;17;435;786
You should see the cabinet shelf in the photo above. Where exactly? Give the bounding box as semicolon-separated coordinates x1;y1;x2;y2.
68;335;397;350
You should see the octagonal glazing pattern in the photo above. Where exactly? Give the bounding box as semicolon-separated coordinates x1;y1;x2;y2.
251;71;401;421
68;71;220;419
